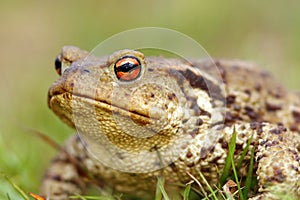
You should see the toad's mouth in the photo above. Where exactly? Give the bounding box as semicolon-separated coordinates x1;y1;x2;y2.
48;91;156;129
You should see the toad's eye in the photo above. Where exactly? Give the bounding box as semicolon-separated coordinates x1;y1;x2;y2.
114;56;141;81
55;55;62;75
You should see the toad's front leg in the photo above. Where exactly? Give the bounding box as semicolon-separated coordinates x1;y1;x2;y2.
40;136;88;200
250;124;300;199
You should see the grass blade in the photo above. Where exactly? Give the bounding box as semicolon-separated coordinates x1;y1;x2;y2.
236;136;253;170
183;184;191;200
243;146;255;198
155;177;170;200
197;171;218;200
186;171;207;198
2;175;29;200
230;154;244;200
220;127;236;185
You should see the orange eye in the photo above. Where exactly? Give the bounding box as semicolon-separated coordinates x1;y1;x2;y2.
114;56;141;81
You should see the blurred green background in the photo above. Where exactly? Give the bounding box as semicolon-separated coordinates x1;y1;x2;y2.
0;0;300;198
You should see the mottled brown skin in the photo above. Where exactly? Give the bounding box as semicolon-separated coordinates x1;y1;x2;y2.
42;46;300;199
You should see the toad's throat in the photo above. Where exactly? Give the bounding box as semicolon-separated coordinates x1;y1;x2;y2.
50;92;179;152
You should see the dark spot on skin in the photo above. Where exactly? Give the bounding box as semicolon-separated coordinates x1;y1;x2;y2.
168;162;178;172
280;126;287;132
226;95;236;105
271;166;286;183
221;141;228;149
270;128;282;135
236;143;244;150
83;69;90;73
277;122;284;126
244;106;259;120
184;68;209;91
150;93;155;98
149;145;158;152
257;126;264;134
200;147;208;159
290;165;298;171
69;83;74;88
259;140;266;146
196;118;203;126
292;110;300;123
224;112;240;125
51;175;62;181
254;83;262;92
289;149;298;156
250;122;264;134
190;128;199;138
265;140;279;147
244;89;251;96
187;162;195;168
181;68;224;101
233;105;241;111
210;155;222;164
290;124;298;132
266;102;282;112
224;113;234;124
167;93;176;101
148;68;154;72
182;119;188;124
186;151;193;158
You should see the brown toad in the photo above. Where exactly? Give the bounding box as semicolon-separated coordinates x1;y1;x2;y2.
41;46;300;199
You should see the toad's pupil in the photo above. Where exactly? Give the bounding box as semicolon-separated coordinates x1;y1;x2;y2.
114;56;141;81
